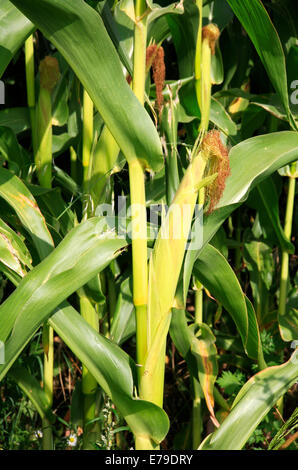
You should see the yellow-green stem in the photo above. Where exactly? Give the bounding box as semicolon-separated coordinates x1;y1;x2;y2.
79;289;99;449
131;0;152;449
81;91;98;446
35;88;52;188
194;0;203;111
276;165;296;412
192;226;203;447
192;378;203;448
192;181;204;448
36;65;55;448
278;169;296;318
194;281;203;324
128;161;148;373
25;35;36;151
42;323;53;450
133;0;147;104
90;125;120;208
199;38;212;132
131;0;148;374
82;89;94;218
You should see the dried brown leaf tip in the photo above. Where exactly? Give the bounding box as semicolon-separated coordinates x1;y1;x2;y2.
202;24;220;55
201;130;230;214
146;45;166;116
39;56;60;92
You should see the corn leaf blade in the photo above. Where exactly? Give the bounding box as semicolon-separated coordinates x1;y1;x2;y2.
50;304;169;444
184;131;298;301
0;218;126;378
0;0;34;78
200;353;298;450
226;0;297;130
10;0;163;171
0;167;54;260
192;244;262;361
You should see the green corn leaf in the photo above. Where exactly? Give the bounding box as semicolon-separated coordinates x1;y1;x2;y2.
90;125;120;210
200;352;298;450
278;277;298;342
0;218;126;378
191;244;263;362
167;0;200;117
148;15;171;45
0;218;32;277
99;0;133;76
0;218;32;268
279;308;298;343
0;108;31;135
10;0;163;172
35;187;75;238
203;0;234;31
0;218;168;444
146;0;184;25
50;304;169;444
210;97;237;138
211;43;223;85
244;240;274;328
227;0;297;130
0;233;25;277
110;277;136;345
170;308;193;365
166;80;237;138
218;132;298;208
0;0;34;78
247;177;295;253
160;85;180;204
0;167;54;260
184;131;298;301
0;126;24;172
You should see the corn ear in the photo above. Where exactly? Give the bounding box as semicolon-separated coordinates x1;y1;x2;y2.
140;144;208;406
199;24;220;132
140;131;230;407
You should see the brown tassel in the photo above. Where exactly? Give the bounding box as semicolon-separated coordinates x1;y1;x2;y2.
201;130;230;214
146;45;166;116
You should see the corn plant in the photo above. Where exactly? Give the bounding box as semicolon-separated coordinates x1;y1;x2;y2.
0;0;297;451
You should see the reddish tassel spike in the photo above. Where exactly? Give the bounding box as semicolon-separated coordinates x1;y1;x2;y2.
152;47;165;115
201;130;230;214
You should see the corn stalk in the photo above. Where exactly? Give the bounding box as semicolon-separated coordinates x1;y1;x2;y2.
130;0;149;383
34;55;59;450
